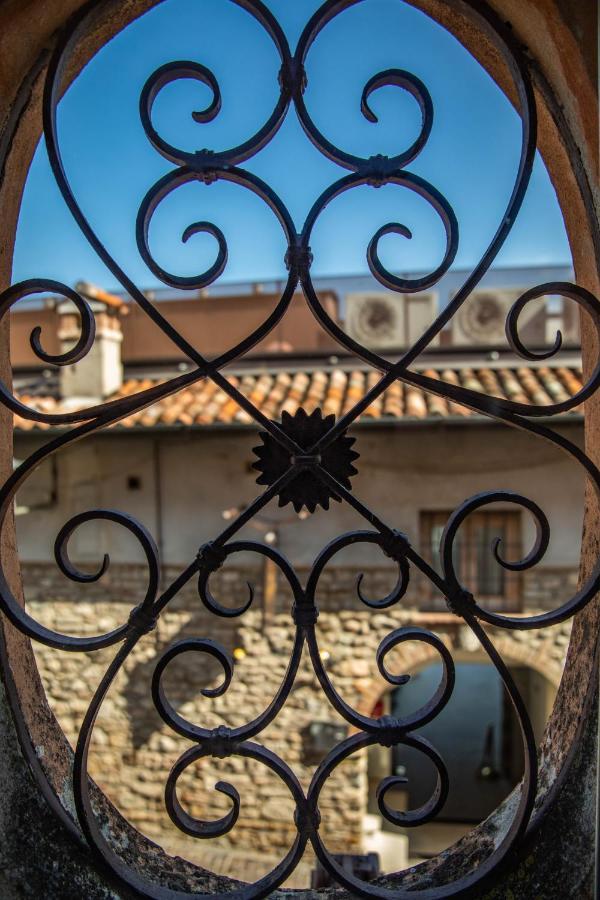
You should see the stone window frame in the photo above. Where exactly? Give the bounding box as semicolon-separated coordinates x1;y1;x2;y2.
0;0;597;896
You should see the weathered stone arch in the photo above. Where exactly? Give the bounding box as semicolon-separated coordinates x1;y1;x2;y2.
356;641;442;719
357;625;565;721
491;632;564;690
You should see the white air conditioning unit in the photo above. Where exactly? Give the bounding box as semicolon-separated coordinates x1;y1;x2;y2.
452;289;541;347
345;292;438;350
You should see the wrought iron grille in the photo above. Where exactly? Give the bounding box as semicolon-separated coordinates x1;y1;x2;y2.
1;0;599;897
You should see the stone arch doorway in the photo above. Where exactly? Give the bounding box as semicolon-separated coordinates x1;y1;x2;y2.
356;619;566;723
363;649;557;867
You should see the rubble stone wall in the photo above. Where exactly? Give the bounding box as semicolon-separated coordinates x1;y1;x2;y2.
23;561;571;857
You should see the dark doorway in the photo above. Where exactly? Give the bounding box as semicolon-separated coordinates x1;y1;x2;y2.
387;661;552;823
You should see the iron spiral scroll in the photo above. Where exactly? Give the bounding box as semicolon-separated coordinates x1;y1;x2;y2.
0;0;599;896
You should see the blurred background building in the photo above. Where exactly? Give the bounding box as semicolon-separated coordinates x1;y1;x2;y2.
11;265;580;878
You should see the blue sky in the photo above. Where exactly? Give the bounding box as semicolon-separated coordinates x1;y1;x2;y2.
12;0;571;292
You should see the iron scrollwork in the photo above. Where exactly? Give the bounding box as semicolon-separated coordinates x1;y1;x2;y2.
1;0;599;897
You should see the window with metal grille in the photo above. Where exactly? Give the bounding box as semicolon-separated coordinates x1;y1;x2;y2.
420;510;521;609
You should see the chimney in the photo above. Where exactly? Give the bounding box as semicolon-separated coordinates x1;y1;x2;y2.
57;282;124;403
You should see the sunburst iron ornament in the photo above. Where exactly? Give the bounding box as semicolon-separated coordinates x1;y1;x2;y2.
252;408;359;513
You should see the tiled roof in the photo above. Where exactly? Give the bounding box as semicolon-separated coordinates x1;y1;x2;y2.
13;363;584;431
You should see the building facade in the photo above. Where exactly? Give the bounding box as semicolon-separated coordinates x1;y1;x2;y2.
10;269;582;872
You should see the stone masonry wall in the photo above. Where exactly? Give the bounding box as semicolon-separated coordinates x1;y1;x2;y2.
22;561;573;864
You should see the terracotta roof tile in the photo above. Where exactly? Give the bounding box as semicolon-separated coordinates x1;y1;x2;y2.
324;369;347;418
303;370;328;413
343;371;366;416
460;368;484;394
381;380;403;418
556;367;582;400
363;371;383;418
497;368;529;404
405;384;427;418
281;371;310;417
476;367;502;397
422;370;447;417
516;367;552;406
440;369;471;416
537;367;569;404
12;361;584;432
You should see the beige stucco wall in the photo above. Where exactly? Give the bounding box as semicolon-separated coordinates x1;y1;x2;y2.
15;421;585;569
